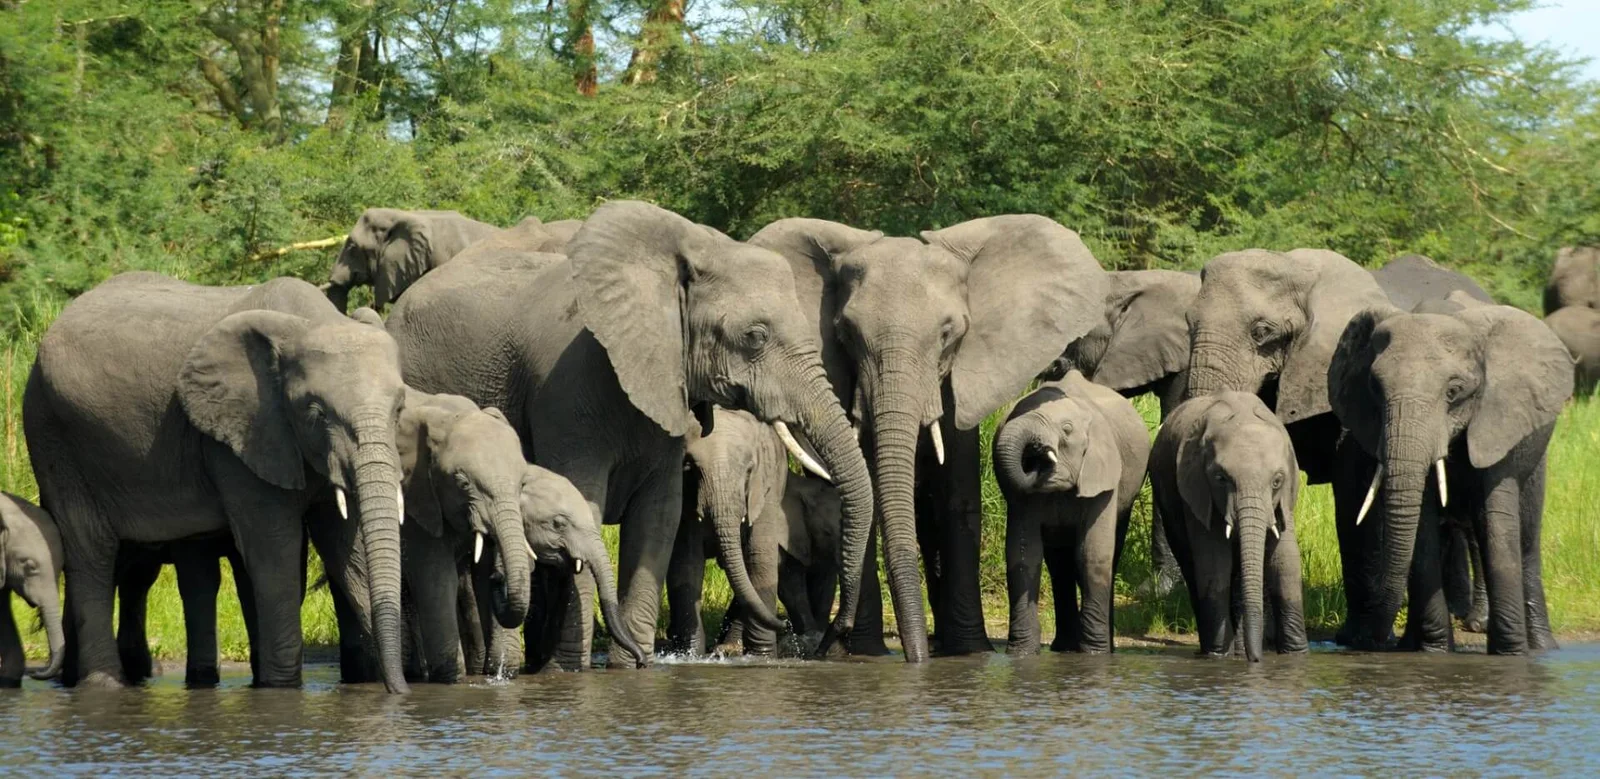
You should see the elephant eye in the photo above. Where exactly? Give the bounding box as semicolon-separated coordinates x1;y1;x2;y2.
1250;320;1278;346
1445;379;1469;403
1272;473;1284;490
453;471;472;490
939;319;956;346
1060;421;1074;435
743;324;770;352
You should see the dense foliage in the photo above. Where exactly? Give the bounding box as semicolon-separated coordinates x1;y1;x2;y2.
2;0;1597;321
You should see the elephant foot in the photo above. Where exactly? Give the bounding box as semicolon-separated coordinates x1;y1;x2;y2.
1048;637;1076;653
1333;620;1358;647
935;632;996;656
79;670;126;690
1461;609;1489;634
848;636;892;656
184;666;221;688
0;676;21;689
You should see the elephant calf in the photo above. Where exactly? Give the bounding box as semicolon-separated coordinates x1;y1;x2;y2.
1150;392;1307;661
994;371;1150;655
0;493;65;686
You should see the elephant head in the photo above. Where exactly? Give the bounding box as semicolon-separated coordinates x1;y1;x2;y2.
1049;270;1201;393
992;372;1123;498
747;215;1107;662
684;407;789;633
567;201;875;648
396;389;532;630
1185;249;1391;426
1329;305;1574;644
178;310;411;693
518;464;648;666
327;209;496;312
0;496;65;680
1545;246;1600;315
1171;392;1299;661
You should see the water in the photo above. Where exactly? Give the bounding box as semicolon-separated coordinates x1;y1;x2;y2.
4;644;1600;775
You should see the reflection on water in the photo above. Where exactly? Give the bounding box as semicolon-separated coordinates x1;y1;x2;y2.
3;644;1600;775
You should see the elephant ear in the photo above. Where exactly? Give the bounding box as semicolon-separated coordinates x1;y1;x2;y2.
1173;397;1220;531
1093;271;1202;391
395;391;448;538
746;218;884;416
1277;249;1392;426
1075;405;1122;498
570;201;721;437
746;425;788;524
374;217;431;308
178;310;312;491
1459;306;1575;468
1253;403;1301;533
1327;306;1398;457
922;215;1108;429
348;307;384;328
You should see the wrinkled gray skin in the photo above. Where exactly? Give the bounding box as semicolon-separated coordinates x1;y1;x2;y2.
748;216;1106;661
994;372;1150;656
1330;304;1573;654
26;273;411;692
325;208;500;312
1150;392;1307;661
667;408;788;656
1544;246;1600;315
388;201;875;669
0;494;65;686
774;472;843;651
1372;254;1494;312
1184;249;1393;647
1546;306;1600;397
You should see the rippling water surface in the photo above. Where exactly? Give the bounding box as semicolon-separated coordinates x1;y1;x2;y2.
4;643;1600;775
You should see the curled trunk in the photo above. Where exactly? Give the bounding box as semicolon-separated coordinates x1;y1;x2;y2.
709;503;784;632
354;421;409;694
489;499;531;629
28;593;65;680
586;529;647;666
1235;498;1271;663
993;415;1045;491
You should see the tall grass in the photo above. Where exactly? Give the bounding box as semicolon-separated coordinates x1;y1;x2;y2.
5;295;1597;659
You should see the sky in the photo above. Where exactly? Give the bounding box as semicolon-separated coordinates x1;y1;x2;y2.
1487;1;1600;80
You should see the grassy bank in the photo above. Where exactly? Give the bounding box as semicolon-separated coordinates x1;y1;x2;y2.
5;301;1598;660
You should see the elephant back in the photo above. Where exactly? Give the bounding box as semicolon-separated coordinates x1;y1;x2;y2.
1372;254;1493;313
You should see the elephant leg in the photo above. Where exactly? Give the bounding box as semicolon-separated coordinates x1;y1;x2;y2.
226;509;307;687
0;602;23;688
1478;473;1528;656
1399;501;1452;652
306;510;376;684
174;549;223;687
1073;494;1118;654
666;513;707;656
1190;524;1234;658
930;419;991;655
64;532;123;687
1043;528;1079;653
523;567;573;674
1332;443;1383;647
914;466;944;647
1520;460;1556;651
1466;532;1490;634
741;503;784;657
1004;497;1045;656
777;554;816;639
609;465;683;669
1268;529;1308;654
849;529;891;655
456;563;487;675
228;548;265;683
402;531;464;683
116;549;161;684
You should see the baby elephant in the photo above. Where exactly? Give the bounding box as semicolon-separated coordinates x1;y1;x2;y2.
1150;392;1307;661
993;371;1150;655
1;493;65;686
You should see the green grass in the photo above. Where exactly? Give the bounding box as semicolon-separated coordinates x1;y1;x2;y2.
5;294;1598;660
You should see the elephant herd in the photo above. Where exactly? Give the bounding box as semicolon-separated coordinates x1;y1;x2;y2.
0;202;1588;694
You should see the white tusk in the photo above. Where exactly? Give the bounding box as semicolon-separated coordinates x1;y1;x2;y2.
474;532;485;564
742;515;750;527
1435;459;1449;508
1356;464;1382;526
335;486;348;520
396;485;405;524
775;422;832;483
1225;521;1232;540
575;558;583;574
1045;449;1059;465
524;539;537;561
1271;524;1281;540
930;420;945;466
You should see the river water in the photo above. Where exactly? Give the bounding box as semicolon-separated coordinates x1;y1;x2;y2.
3;643;1599;775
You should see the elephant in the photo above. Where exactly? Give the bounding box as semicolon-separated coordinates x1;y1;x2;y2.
325;208;501;313
25;273;412;692
1371;253;1494;313
1183;248;1393;645
386;201;875;669
111;534;262;687
1329;302;1574;654
1042;268;1200;596
993;371;1150;656
1545;306;1600;397
1149;391;1307;661
667;407;788;657
747;215;1107;661
1544;245;1600;315
0;493;65;686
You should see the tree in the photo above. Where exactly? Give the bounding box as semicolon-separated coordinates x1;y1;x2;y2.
197;0;288;138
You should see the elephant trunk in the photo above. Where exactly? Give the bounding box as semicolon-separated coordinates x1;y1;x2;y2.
866;351;934;663
787;353;875;647
586;527;647;667
993;414;1049;492
705;489;785;633
27;589;65;680
489;498;531;629
1235;493;1272;663
1378;419;1433;643
353;419;409;694
1185;333;1248;400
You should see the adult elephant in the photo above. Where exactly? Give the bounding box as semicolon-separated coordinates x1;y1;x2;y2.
325;208;500;313
1329;303;1573;653
1372;254;1494;312
1545;306;1600;396
25;274;411;692
748;216;1107;661
387;201;875;669
1544;246;1600;315
0;494;65;686
1184;249;1392;645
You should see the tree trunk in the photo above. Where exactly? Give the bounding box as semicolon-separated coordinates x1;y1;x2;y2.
567;0;598;96
327;0;376;126
623;0;686;86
